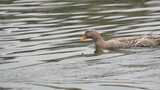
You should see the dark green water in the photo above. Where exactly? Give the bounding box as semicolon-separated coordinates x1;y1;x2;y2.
0;0;160;90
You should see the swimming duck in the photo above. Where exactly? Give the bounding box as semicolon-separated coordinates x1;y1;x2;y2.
80;31;160;54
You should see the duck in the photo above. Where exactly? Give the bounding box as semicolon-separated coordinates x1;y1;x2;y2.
80;31;160;54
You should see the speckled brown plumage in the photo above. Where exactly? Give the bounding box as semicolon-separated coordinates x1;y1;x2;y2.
80;31;160;54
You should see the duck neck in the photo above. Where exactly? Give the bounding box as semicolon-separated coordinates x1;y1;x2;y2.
94;43;104;55
94;38;106;55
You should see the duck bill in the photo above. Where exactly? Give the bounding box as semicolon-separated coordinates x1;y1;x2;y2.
80;35;92;42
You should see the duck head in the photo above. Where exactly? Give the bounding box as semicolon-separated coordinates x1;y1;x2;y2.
80;31;102;42
80;31;105;55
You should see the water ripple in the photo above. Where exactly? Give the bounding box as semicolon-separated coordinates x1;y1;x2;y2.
0;0;160;90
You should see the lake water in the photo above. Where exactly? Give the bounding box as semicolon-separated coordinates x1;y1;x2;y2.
0;0;160;90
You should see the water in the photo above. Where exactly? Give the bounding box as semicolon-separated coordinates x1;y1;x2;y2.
0;0;160;90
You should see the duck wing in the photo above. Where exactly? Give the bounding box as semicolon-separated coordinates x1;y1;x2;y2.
105;36;141;49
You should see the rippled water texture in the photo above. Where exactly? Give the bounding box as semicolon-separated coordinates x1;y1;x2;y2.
0;0;160;90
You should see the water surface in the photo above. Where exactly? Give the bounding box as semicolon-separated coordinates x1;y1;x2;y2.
0;0;160;90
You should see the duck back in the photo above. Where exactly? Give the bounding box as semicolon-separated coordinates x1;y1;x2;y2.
105;36;160;49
